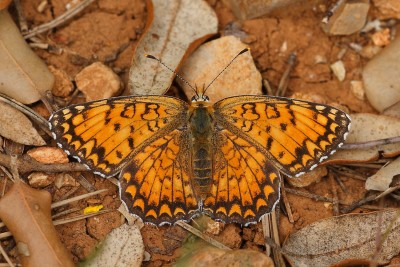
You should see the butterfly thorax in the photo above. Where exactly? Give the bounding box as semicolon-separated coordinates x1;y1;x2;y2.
189;101;213;199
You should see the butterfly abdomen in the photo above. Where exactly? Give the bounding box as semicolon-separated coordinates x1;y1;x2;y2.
190;104;213;198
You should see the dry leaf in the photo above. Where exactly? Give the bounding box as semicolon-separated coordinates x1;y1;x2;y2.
0;10;54;104
178;36;262;103
283;209;400;266
82;223;144;267
365;157;400;191
0;180;74;267
327;113;400;164
129;0;218;95
176;245;274;267
0;101;45;146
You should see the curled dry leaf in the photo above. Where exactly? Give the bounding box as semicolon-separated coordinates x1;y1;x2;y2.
129;0;218;95
327;113;400;164
0;101;45;146
365;157;400;191
283;209;400;266
178;36;262;103
0;180;74;267
0;10;54;104
82;223;144;267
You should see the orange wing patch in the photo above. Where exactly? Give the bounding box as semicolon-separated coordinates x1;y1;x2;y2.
214;95;351;177
49;96;188;177
119;126;199;225
203;126;280;225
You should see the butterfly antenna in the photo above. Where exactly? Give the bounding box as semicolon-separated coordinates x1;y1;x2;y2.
145;55;198;96
203;48;249;95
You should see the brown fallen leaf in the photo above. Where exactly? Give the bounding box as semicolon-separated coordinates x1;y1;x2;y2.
327;113;400;164
0;180;74;267
129;0;218;95
176;245;274;267
82;223;144;267
0;10;54;104
178;36;262;103
0;101;45;146
365;157;400;191
283;209;400;266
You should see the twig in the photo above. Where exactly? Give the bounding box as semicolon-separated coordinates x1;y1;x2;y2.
341;192;381;213
176;221;231;250
13;0;28;33
261;215;271;256
329;173;339;216
0;153;88;174
328;166;368;181
341;136;400;150
52;207;81;219
280;177;294;223
53;209;109;225
0;242;15;267
374;185;400;201
333;173;348;194
75;174;96;192
285;187;348;205
23;0;97;39
276;53;296;97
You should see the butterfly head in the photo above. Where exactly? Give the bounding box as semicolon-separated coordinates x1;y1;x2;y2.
191;85;210;102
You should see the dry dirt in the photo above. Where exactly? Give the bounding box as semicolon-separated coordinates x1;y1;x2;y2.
4;0;400;266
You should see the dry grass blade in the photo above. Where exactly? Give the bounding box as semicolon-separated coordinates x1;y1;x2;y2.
51;189;108;209
176;221;231;250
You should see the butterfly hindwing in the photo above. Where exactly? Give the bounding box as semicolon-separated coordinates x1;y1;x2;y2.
203;125;281;225
49;96;188;177
119;125;199;225
213;95;351;177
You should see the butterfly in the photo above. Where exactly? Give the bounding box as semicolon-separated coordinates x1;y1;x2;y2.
49;50;351;226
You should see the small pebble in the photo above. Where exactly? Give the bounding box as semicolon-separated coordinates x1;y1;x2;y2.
75;62;123;101
330;60;346;81
28;172;54;188
322;0;370;35
27;147;69;164
350;80;365;100
371;28;391;46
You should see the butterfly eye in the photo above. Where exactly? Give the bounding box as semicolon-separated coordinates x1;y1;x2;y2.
191;96;197;102
204;96;210;101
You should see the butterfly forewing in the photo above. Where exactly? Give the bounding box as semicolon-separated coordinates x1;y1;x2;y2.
213;95;351;177
49;96;189;177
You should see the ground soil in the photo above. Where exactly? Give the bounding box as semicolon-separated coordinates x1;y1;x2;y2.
4;0;400;266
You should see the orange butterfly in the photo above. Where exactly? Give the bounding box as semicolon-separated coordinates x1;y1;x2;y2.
49;52;351;226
